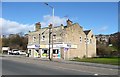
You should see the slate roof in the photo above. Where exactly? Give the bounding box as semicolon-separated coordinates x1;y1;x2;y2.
84;30;91;35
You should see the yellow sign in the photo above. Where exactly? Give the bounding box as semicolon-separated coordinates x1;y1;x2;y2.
40;45;47;48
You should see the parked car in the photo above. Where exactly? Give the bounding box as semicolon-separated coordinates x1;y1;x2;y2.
19;50;26;55
8;49;26;55
11;49;20;55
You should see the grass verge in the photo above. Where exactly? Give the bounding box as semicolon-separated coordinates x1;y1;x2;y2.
71;57;120;66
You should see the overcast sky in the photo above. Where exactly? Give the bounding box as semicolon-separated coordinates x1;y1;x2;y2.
1;2;118;35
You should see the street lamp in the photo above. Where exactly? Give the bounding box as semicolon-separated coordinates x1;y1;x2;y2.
44;3;54;60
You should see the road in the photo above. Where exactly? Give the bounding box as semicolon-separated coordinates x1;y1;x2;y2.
1;56;119;75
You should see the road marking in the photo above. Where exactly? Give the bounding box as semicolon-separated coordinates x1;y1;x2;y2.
94;73;98;76
109;69;113;70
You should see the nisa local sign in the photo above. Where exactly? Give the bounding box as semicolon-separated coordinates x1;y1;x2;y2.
27;45;40;49
35;45;40;49
67;44;71;48
65;44;77;48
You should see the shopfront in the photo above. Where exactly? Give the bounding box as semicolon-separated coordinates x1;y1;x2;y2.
27;43;77;59
40;48;61;59
27;44;40;58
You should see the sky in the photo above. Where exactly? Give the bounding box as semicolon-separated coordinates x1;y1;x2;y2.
0;2;118;35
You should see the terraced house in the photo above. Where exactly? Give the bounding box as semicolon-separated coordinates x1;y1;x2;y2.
27;19;96;60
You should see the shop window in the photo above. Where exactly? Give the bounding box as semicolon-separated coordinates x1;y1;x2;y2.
36;50;39;53
53;49;59;54
43;49;47;54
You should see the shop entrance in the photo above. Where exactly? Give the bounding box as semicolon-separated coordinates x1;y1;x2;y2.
41;49;48;58
53;49;60;58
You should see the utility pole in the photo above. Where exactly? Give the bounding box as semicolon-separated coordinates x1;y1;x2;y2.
49;24;52;60
41;26;52;60
44;3;54;60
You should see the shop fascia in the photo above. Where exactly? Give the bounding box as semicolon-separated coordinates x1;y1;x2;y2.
27;43;77;49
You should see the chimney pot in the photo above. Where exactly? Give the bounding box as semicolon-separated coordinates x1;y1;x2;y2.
35;22;41;31
67;19;72;26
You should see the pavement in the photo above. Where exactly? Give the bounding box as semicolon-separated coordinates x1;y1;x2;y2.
52;58;119;70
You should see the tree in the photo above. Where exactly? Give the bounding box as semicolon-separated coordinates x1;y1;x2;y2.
2;34;28;50
2;37;9;47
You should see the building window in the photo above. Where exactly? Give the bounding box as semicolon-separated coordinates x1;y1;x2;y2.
33;36;36;42
85;38;89;44
90;39;92;44
80;36;82;43
87;38;89;43
91;35;93;38
42;35;45;41
84;38;86;42
53;34;56;39
39;34;40;43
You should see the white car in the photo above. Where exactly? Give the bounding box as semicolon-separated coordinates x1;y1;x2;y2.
19;50;26;55
8;49;26;55
8;49;20;55
12;49;20;55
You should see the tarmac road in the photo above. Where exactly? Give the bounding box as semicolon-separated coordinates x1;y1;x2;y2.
1;55;119;75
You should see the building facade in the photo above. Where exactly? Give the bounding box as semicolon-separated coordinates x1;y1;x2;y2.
27;19;96;59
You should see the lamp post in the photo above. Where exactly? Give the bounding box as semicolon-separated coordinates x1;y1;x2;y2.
45;3;54;60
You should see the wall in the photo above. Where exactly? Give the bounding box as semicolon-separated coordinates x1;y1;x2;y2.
63;23;86;59
86;31;96;57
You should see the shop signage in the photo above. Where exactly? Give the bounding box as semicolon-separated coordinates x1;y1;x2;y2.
64;48;68;52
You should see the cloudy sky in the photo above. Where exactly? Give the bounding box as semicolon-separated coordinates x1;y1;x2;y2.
1;2;118;35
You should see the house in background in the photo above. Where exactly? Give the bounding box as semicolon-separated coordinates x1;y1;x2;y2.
27;19;96;60
2;47;10;54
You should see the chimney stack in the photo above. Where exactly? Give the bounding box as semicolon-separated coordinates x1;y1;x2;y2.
67;19;72;26
49;24;52;29
35;22;41;31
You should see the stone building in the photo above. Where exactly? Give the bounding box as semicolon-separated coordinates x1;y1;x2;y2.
27;19;96;59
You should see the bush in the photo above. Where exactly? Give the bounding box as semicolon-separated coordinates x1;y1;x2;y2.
97;46;113;57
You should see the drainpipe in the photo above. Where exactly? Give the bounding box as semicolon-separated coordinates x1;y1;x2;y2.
86;35;88;58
